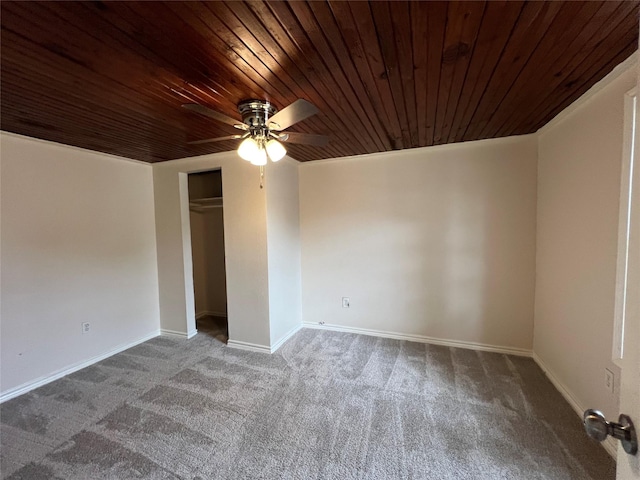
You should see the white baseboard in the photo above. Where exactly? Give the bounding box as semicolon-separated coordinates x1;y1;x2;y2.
226;324;302;355
160;329;188;338
195;310;227;320
0;330;161;403
302;322;532;357
270;324;303;353
160;328;198;339
532;353;617;458
226;339;272;354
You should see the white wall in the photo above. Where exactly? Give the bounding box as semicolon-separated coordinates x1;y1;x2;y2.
299;136;538;353
0;132;160;397
153;153;271;347
534;57;637;424
266;159;302;347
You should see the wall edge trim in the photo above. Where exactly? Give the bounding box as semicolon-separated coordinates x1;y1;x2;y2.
226;339;271;354
270;323;303;353
298;133;536;167
160;328;191;338
0;130;150;166
0;330;161;404
532;352;617;458
302;322;532;357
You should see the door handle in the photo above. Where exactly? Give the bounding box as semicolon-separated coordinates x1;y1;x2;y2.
583;409;637;455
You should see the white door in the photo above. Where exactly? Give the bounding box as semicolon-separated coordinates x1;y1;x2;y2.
616;75;640;479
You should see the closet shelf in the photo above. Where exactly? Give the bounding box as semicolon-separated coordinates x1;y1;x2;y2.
189;196;223;212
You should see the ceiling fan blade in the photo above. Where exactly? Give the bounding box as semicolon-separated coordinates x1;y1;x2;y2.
188;134;243;145
268;99;319;131
182;104;247;129
278;131;329;147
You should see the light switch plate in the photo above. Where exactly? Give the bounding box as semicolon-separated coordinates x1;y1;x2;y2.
605;368;614;394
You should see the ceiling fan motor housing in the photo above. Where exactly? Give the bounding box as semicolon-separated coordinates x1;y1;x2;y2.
237;100;278;130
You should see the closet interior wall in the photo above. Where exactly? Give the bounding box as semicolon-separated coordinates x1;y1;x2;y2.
188;170;227;319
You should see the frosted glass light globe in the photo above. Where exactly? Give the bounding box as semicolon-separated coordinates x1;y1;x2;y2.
238;137;260;162
249;147;267;166
266;139;287;162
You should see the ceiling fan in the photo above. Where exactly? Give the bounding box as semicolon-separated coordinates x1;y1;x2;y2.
183;99;329;165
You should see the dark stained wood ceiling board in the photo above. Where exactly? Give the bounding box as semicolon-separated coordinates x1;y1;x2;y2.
1;1;638;163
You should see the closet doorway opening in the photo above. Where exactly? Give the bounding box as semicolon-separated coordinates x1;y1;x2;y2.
188;169;228;344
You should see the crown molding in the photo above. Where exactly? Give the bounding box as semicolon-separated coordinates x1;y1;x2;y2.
0;131;150;167
538;51;637;137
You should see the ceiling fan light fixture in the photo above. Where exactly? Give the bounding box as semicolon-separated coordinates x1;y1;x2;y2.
249;147;267;166
185;99;326;170
266;139;286;162
238;137;259;161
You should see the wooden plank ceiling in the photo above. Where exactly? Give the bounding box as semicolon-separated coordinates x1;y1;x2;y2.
1;1;638;163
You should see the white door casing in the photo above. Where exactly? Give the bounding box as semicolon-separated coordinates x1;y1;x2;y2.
616;72;640;479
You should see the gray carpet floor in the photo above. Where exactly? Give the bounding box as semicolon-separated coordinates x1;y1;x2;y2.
1;325;615;479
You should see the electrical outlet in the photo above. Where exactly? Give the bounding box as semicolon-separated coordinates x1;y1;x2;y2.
605;368;614;394
342;297;350;308
82;322;90;334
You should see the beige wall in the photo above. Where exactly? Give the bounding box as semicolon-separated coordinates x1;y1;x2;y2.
299;136;538;353
0;133;160;397
534;58;637;424
3;52;635;419
266;159;302;347
153;153;271;347
153;154;304;351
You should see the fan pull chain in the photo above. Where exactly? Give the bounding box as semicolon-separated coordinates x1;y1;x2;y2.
259;166;264;189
